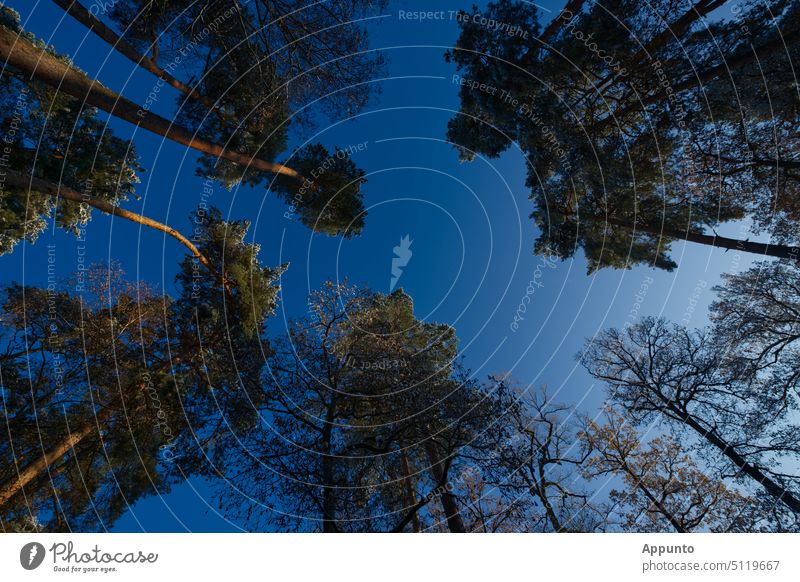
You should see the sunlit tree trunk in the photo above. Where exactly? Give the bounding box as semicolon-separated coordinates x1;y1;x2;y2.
0;27;305;182
0;408;110;507
5;170;217;275
49;0;215;109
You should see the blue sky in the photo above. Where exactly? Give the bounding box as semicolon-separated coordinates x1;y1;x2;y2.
2;0;760;531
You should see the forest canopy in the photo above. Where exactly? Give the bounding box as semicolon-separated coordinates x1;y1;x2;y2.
1;0;799;534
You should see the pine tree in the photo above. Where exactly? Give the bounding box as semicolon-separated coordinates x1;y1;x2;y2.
446;0;800;270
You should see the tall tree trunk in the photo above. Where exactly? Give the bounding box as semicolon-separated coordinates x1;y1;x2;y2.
0;408;111;507
656;27;800;100
49;0;216;110
603;216;800;260
5;170;217;276
520;0;587;63
675;229;799;260
320;453;337;532
680;413;800;515
320;457;337;532
320;402;338;533
424;441;466;533
587;0;727;98
0;27;305;183
636;0;726;63
400;448;421;533
599;27;800;124
538;0;586;45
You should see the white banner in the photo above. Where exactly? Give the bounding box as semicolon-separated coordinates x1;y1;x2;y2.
1;534;798;581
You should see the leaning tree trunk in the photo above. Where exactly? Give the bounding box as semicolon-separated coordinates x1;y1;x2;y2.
675;228;799;260
655;27;800;100
0;27;305;183
615;461;688;533
598;26;800;124
680;414;800;516
5;170;217;276
588;0;727;97
634;483;689;533
538;0;586;45
634;0;726;65
603;216;800;261
49;0;216;110
423;441;466;533
0;407;111;507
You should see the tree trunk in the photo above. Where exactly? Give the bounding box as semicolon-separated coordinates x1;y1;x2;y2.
320;402;338;533
587;0;726;98
617;463;688;532
0;27;305;182
676;229;799;260
400;448;421;533
49;0;216;110
656;27;800;100
642;491;688;532
603;216;800;261
680;414;800;515
320;455;337;532
520;0;587;64
538;0;586;44
320;457;337;532
5;170;217;276
534;460;566;532
602;27;800;123
424;441;466;533
0;408;111;507
638;0;726;62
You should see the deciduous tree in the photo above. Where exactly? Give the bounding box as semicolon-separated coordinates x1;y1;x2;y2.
582;408;756;532
581;317;800;526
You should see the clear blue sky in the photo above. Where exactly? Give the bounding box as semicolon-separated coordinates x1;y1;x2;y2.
2;0;759;531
